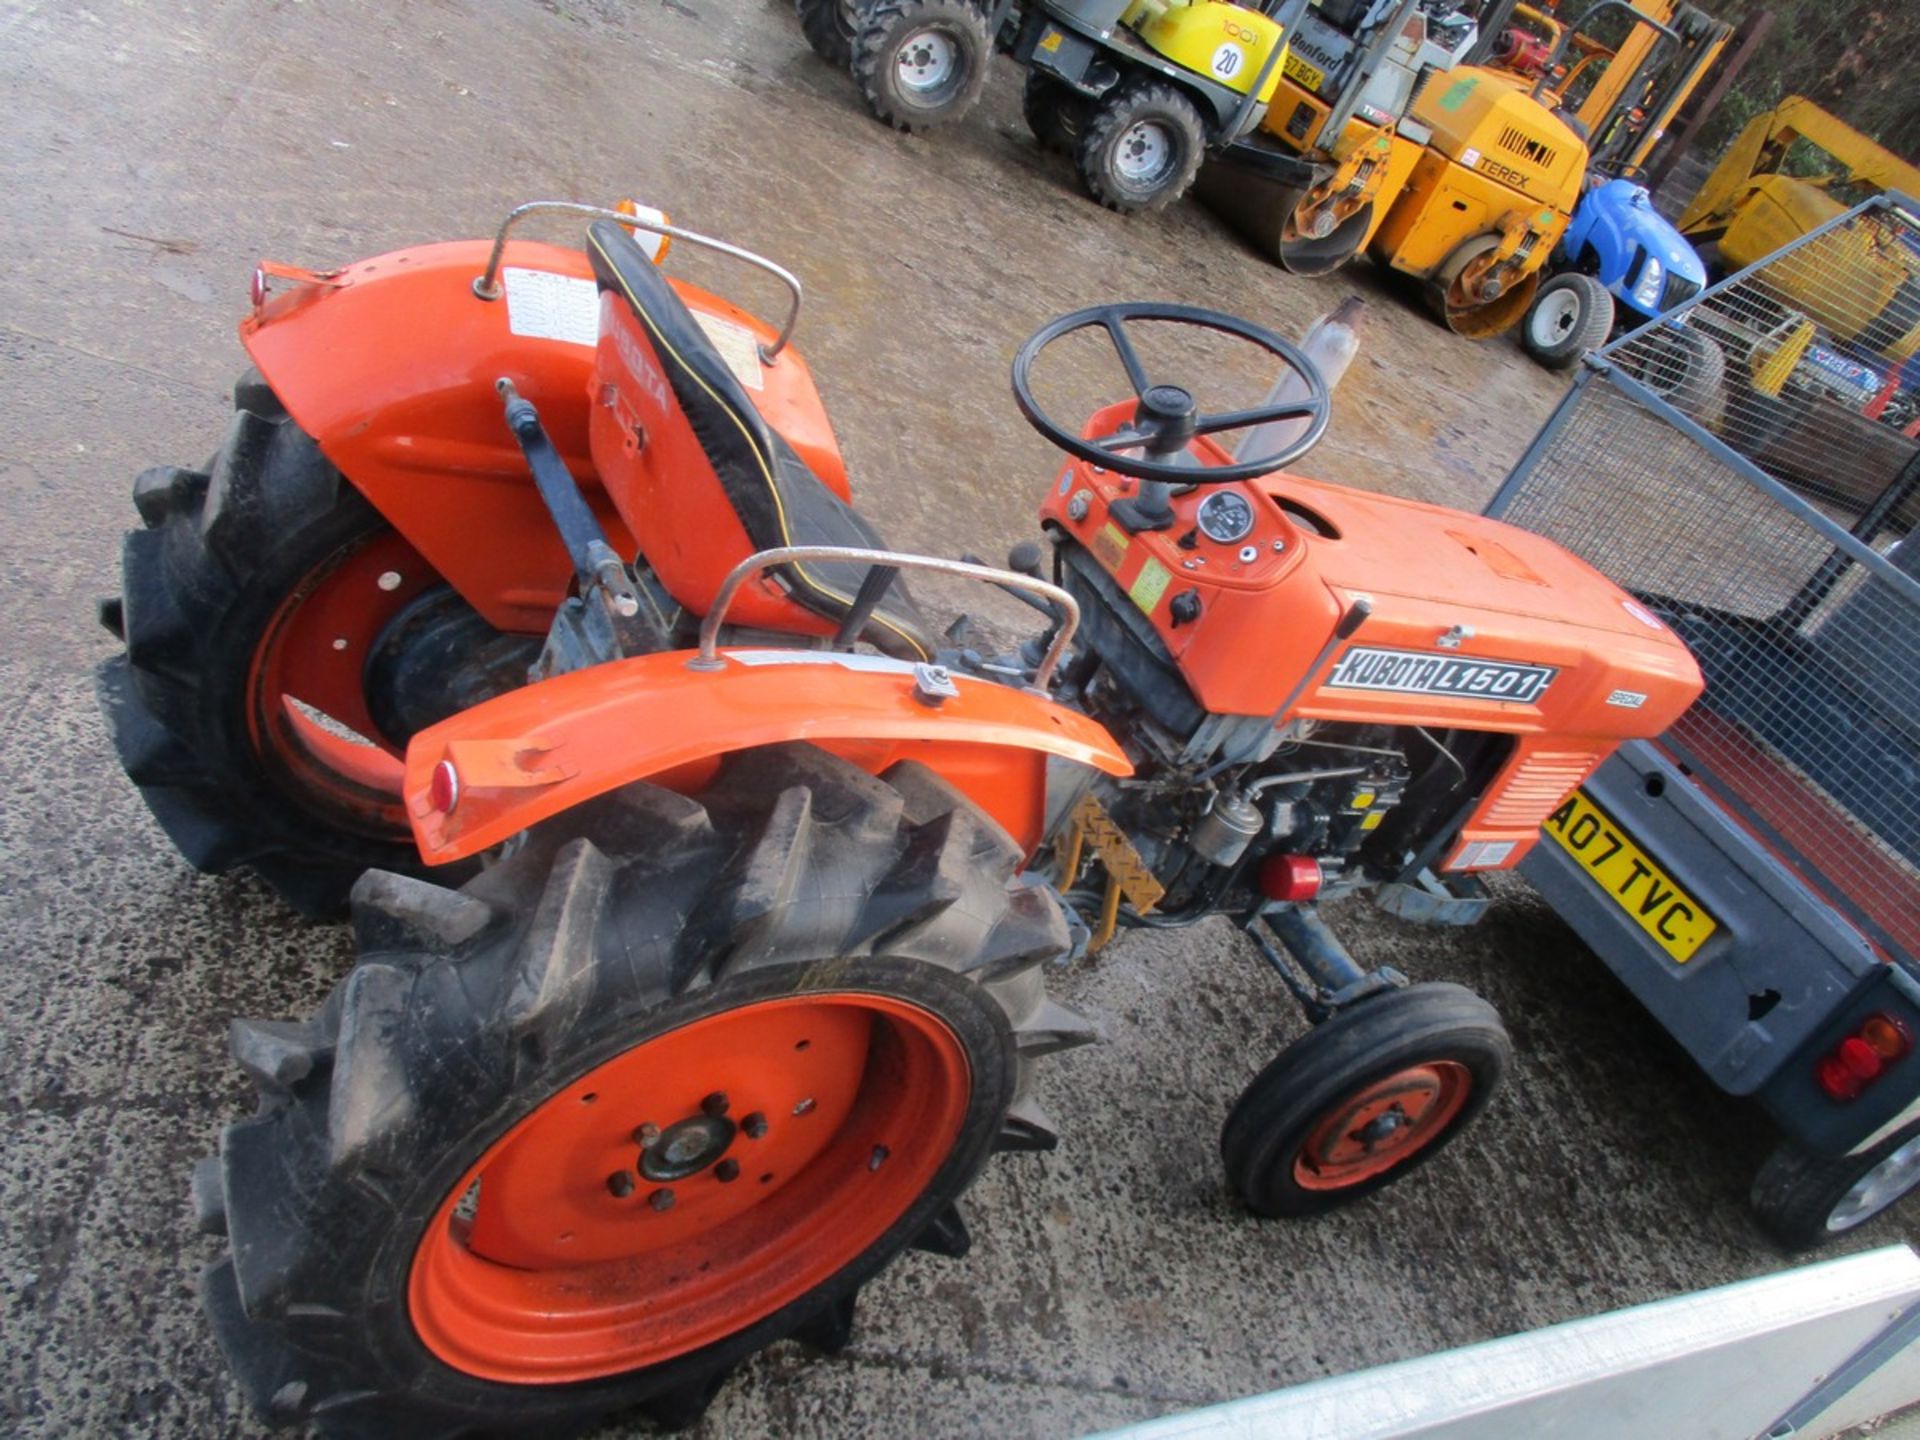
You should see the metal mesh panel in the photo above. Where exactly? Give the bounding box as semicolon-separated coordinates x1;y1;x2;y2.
1491;195;1920;967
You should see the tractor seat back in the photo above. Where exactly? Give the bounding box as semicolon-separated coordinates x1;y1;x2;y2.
584;221;932;660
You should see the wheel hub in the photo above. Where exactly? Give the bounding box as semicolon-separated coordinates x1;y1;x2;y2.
897;31;956;91
1355;1107;1407;1146
1116;121;1171;182
408;993;973;1384
640;1113;738;1182
1294;1060;1474;1190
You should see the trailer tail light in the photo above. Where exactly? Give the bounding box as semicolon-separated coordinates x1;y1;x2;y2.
1259;855;1323;903
1815;1014;1912;1101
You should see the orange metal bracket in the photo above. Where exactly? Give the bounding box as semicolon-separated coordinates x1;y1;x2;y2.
403;650;1131;864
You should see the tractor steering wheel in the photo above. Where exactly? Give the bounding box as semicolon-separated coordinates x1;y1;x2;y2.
1010;302;1332;484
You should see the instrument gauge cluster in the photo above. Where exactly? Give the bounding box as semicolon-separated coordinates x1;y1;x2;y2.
1196;489;1255;544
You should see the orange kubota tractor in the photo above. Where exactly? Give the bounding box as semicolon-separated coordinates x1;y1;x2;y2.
98;199;1702;1437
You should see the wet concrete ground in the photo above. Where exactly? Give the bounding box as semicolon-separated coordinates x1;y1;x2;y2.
1;1;1912;1436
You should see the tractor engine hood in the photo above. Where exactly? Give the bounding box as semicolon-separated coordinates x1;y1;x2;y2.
1569;178;1707;303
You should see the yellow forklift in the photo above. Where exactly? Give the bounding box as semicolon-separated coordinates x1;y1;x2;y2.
1678;96;1920;363
1199;0;1730;336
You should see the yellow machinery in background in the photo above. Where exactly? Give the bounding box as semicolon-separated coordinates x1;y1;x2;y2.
1678;96;1920;363
1199;0;1731;337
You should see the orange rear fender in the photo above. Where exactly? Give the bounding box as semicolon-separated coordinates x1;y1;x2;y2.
403;650;1132;864
240;238;849;632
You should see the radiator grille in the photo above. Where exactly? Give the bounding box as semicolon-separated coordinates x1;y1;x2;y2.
1484;751;1599;829
1497;125;1558;169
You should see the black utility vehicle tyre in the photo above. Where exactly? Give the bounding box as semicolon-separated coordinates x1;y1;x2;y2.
1521;272;1615;370
198;744;1089;1437
1023;70;1090;155
796;0;869;69
1751;1121;1920;1252
1222;982;1510;1217
852;0;992;132
1075;81;1208;213
1622;324;1725;422
97;375;536;917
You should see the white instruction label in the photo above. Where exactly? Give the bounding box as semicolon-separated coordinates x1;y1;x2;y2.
693;309;765;391
502;268;600;347
1452;839;1516;870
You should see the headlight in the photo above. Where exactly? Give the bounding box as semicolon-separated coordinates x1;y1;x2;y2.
1633;255;1665;309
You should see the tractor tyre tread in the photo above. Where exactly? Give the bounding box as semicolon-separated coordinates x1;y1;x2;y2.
1075;80;1207;213
1221;981;1509;1218
851;0;992;133
100;379;441;917
199;743;1088;1436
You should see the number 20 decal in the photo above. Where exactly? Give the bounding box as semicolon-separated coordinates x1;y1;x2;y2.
1211;43;1244;78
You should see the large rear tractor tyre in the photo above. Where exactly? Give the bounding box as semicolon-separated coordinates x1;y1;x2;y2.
795;0;871;69
1075;81;1207;214
1521;271;1615;370
1221;982;1510;1218
851;0;991;133
196;744;1089;1437
1023;71;1090;155
1619;324;1726;424
97;376;540;917
1751;1122;1920;1252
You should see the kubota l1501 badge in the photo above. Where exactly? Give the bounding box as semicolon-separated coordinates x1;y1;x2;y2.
1326;645;1556;703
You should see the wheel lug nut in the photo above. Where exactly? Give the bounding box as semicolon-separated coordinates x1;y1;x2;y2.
793;1097;816;1117
649;1187;676;1212
607;1171;634;1198
633;1122;660;1148
701;1091;730;1118
742;1112;768;1139
715;1159;741;1183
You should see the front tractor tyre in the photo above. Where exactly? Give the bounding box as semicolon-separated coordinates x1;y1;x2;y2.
97;375;539;916
1751;1122;1920;1252
197;744;1090;1437
1221;982;1511;1217
795;0;872;69
1620;323;1726;423
1521;272;1615;370
1076;81;1207;214
851;0;991;133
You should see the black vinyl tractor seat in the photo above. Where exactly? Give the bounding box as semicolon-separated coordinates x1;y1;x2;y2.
586;221;933;660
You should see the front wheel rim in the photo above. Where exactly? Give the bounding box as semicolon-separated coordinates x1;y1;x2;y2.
895;28;959;94
1829;1134;1920;1232
1530;288;1583;346
1293;1061;1474;1190
409;992;972;1383
1114;119;1174;184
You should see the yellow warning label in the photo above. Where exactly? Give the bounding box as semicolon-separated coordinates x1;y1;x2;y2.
1092;522;1129;571
1129;557;1172;615
1038;27;1063;52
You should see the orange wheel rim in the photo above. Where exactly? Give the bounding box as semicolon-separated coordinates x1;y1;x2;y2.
408;993;972;1384
245;527;435;832
1292;1061;1473;1190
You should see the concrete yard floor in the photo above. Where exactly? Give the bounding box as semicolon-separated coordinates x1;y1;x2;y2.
1;2;1911;1436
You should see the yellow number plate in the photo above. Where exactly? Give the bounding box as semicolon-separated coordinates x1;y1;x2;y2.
1283;51;1324;93
1543;790;1718;963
